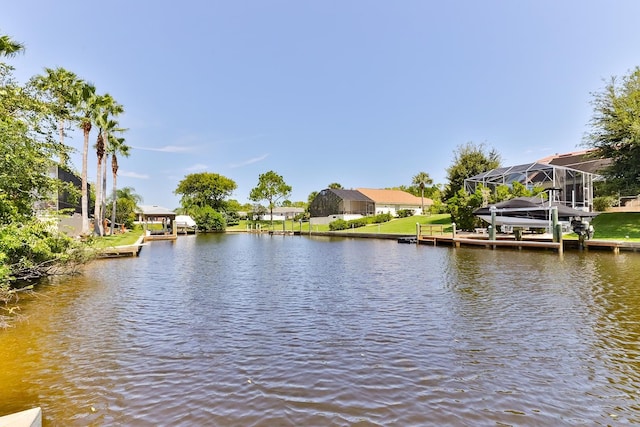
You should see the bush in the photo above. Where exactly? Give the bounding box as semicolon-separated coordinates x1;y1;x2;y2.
372;213;392;223
397;209;414;218
192;206;226;232
329;219;348;231
347;218;369;228
593;196;615;212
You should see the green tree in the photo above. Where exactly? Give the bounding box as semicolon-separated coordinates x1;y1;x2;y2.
175;172;237;213
108;136;130;234
412;171;433;214
0;34;24;58
444;142;501;201
106;187;141;229
328;182;343;189
191;205;226;232
585;67;640;196
0;65;61;222
249;170;292;226
31;67;82;164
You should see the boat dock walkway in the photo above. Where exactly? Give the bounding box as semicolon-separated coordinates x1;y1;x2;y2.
416;231;640;253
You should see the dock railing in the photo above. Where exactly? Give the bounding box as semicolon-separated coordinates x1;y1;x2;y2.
416;223;454;244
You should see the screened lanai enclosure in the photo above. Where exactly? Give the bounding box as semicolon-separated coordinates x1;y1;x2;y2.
464;162;601;211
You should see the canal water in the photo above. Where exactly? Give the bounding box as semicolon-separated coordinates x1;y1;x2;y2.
1;233;640;426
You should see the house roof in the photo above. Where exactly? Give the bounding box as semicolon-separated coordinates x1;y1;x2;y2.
356;188;429;205
537;149;611;175
326;188;374;202
137;205;176;217
272;206;305;214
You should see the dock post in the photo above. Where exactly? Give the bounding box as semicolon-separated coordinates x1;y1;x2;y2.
416;222;420;243
489;207;496;241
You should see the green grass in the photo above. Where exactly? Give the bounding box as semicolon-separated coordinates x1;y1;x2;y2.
227;212;640;240
227;215;452;235
88;228;144;249
589;212;640;241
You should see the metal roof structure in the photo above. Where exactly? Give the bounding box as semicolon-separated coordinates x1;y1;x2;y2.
464;162;602;210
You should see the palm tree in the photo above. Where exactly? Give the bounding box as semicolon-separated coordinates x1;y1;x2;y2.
93;94;124;235
32;67;81;165
412;171;433;215
108;134;130;235
75;81;97;235
0;34;24;57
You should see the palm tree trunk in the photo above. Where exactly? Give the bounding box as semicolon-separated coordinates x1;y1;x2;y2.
93;132;104;236
81;123;90;235
102;154;108;233
110;171;118;235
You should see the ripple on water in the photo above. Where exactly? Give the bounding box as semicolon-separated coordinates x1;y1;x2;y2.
2;236;640;425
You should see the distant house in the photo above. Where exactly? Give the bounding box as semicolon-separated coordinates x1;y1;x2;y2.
309;188;375;219
258;206;305;221
308;187;427;224
356;188;429;216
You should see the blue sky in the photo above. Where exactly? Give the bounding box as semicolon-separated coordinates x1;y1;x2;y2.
4;1;640;209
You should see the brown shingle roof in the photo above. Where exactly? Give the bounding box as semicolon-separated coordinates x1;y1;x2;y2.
356;188;431;205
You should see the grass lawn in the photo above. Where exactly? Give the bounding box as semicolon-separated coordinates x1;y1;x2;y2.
228;214;452;235
88;228;144;249
228;212;640;241
589;212;640;241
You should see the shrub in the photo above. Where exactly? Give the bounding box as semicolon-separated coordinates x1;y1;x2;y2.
347;218;369;228
329;219;348;231
372;213;392;223
593;196;615;212
397;209;414;218
192;206;226;232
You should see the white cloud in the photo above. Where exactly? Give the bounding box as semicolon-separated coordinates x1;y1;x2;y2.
186;163;208;172
119;170;150;179
132;145;194;153
228;154;269;168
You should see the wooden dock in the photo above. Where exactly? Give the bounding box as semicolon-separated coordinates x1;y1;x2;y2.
97;236;146;258
416;230;640;254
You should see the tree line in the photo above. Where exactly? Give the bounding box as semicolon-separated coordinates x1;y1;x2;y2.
0;31;137;300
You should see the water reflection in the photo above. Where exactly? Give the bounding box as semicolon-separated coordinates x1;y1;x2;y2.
1;234;640;425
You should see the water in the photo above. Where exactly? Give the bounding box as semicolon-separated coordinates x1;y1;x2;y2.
1;233;640;426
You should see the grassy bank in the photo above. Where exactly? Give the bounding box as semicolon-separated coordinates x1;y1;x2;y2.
227;215;452;234
87;228;144;249
227;212;640;241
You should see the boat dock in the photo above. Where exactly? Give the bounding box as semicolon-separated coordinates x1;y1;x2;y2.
415;225;640;254
97;236;146;258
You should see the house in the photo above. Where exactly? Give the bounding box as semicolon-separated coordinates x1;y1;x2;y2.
308;188;375;221
356;188;429;216
464;151;603;211
308;187;427;225
34;165;91;237
258;206;305;221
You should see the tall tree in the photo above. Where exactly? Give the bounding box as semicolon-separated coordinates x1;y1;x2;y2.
412;172;433;214
328;182;343;189
76;81;97;235
175;172;237;213
249;170;292;226
31;67;81;164
108;134;130;234
585;67;640;196
93;94;124;235
444;142;501;201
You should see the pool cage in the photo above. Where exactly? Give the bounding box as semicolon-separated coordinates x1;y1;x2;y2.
464;162;602;211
